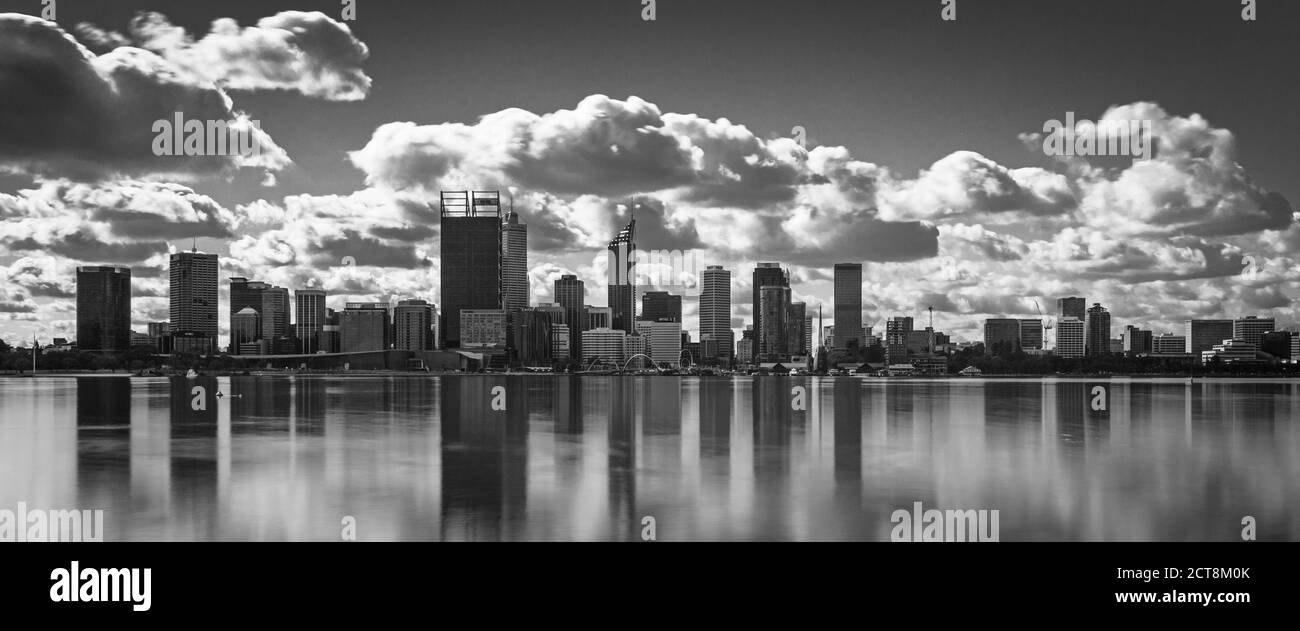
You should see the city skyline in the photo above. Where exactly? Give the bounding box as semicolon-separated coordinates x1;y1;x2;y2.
3;1;1300;351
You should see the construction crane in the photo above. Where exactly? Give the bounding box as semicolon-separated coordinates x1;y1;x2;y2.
1033;299;1053;329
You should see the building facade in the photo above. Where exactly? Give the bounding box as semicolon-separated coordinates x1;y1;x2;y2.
833;263;863;350
699;265;733;361
440;191;502;347
76;266;132;353
169;251;219;343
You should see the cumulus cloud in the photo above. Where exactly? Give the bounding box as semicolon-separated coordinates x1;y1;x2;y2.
0;179;239;263
0;13;289;180
349;94;939;263
127;11;371;101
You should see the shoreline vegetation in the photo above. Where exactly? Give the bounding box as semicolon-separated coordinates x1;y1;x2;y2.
1;341;1296;379
2;370;1297;380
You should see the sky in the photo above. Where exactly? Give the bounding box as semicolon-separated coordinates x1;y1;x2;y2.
1;0;1298;347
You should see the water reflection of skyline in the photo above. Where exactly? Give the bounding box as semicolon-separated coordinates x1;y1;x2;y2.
0;376;1295;541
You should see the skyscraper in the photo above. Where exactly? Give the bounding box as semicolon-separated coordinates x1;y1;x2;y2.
758;284;790;361
502;210;529;312
699;265;732;361
1057;296;1086;322
510;308;553;367
169;251;219;347
833;263;863;350
231;308;260;353
752;263;788;345
261;286;291;341
76;266;132;353
440;191;502;347
640;291;682;322
554;274;585;359
607;217;636;333
229;277;268;354
787;301;807;356
295;289;327;353
394;299;435;351
1084;303;1111;356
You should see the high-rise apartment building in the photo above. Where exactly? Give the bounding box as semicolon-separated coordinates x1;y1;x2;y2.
1084;303;1111;356
752;263;788;349
394;299;435;351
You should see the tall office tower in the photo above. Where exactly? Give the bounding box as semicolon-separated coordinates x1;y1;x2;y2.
1122;325;1153;356
833;263;863;350
1184;319;1235;355
554;274;585;359
699;265;732;360
1233;316;1275;350
607;218;636;333
787;301;807;355
1056;317;1085;358
511;308;553;367
340;303;390;352
1057;296;1086;322
394;299;435;351
169;251;219;345
983;318;1021;355
1084;303;1111;356
640;291;682;322
229;277;270;354
636;319;683;368
885;316;913;364
1019;319;1044;350
76;266;132;353
502;210;529;312
752;263;789;347
260;286;291;341
440;191;502;347
295;289;328;353
805;316;815;352
231;308;260;353
758;284;790;361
